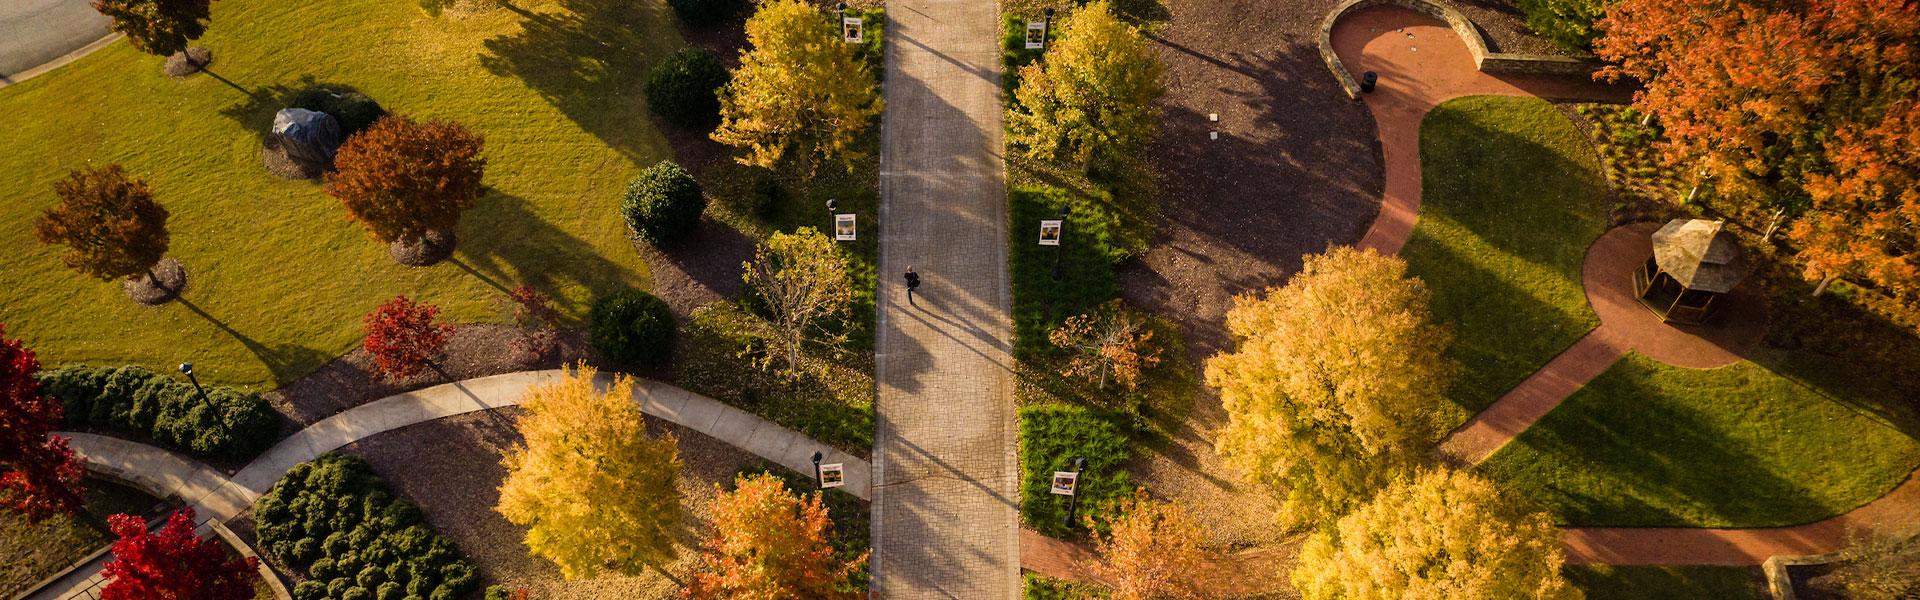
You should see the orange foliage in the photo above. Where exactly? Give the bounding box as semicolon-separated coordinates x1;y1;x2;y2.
326;115;486;244
686;473;865;599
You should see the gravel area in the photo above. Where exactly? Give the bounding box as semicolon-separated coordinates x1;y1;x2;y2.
338;409;773;599
1449;0;1579;56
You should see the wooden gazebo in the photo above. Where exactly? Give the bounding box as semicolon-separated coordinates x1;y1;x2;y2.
1634;219;1748;325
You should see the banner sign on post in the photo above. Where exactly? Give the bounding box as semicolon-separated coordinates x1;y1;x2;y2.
1038;220;1062;246
1025;21;1047;49
834;214;857;241
820;463;846;488
843;17;864;43
1050;471;1078;496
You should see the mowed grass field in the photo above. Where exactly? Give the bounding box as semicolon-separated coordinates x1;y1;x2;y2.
0;0;684;388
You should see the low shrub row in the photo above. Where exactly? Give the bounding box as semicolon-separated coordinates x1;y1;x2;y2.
1017;405;1132;539
36;365;279;460
255;453;481;600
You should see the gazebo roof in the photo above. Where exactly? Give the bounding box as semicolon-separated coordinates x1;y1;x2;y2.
1651;219;1748;293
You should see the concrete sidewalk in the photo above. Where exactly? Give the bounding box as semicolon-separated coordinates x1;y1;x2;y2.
0;0;110;85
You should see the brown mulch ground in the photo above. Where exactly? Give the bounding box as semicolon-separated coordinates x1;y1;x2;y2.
1449;0;1574;56
338;410;769;599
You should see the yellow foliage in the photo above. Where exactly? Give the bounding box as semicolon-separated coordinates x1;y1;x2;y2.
1296;469;1579;600
712;0;882;169
495;364;683;579
1090;488;1216;600
1205;246;1461;528
1008;1;1164;168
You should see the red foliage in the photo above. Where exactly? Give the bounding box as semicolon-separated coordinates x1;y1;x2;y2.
506;285;560;362
325;115;486;245
0;324;86;519
363;296;452;381
101;507;258;600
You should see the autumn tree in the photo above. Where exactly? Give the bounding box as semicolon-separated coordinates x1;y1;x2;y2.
1595;0;1920;314
326;115;486;261
1009;1;1164;170
742;227;855;374
34;165;171;284
686;473;866;599
1088;488;1214;600
712;0;883;169
0;325;86;519
101;507;259;600
1205;246;1459;528
362;295;452;380
90;0;213;58
1049;299;1163;392
496;365;683;580
1295;469;1578;600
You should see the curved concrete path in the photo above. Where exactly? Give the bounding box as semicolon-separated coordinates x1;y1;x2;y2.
34;371;871;600
0;0;112;87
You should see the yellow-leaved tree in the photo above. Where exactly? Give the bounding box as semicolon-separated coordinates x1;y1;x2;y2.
495;364;684;579
1008;0;1164;170
1089;488;1216;600
712;0;882;169
1205;246;1459;528
1296;468;1579;600
742;227;856;375
685;473;866;598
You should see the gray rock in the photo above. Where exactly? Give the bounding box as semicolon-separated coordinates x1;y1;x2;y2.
270;108;342;166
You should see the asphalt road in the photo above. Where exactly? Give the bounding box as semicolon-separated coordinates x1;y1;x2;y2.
0;0;109;82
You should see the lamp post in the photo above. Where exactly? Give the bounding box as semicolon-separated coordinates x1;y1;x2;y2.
836;2;847;22
178;362;207;402
1042;7;1055;49
812;451;825;487
826;198;838;230
1051;205;1070;281
1062;456;1085;529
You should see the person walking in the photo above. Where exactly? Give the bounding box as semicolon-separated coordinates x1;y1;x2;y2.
904;266;921;306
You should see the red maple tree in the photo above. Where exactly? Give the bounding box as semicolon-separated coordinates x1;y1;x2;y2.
363;296;452;380
101;507;258;600
1;324;86;519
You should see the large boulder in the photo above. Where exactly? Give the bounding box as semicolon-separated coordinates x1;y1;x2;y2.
271;108;343;167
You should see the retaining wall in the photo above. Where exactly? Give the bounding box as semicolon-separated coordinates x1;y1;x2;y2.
1318;0;1598;99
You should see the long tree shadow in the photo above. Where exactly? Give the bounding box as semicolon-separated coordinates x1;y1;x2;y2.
175;297;334;386
453;191;644;316
479;0;684;162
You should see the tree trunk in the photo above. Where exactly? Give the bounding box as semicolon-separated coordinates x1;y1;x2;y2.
1812;272;1840;296
1763;208;1786;241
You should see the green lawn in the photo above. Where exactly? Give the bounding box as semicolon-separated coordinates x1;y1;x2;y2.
0;0;685;388
1564;565;1762;600
1480;352;1920;527
1402;96;1610;417
0;480;159;597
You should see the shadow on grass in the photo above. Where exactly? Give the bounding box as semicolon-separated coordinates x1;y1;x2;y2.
453;191;642;316
176;297;334;386
480;0;682;163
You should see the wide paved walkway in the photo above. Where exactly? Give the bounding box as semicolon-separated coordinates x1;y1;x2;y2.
0;0;110;86
38;371;870;600
870;0;1020;595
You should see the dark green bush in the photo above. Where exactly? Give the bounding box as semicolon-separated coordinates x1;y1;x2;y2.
290;86;388;138
1517;0;1605;53
644;48;729;129
36;364;279;460
256;454;481;600
621;160;707;248
1018;405;1132;539
294;581;327;600
589;288;675;367
666;0;739;27
484;585;512;600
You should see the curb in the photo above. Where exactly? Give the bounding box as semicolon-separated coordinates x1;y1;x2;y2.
0;33;120;90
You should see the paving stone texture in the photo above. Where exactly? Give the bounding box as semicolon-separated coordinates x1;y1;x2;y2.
869;0;1022;595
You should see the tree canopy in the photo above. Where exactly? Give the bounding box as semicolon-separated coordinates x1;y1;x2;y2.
0;325;85;519
742;227;856;375
34;165;170;283
101;507;259;600
91;0;214;57
1089;488;1215;600
1008;1;1164;169
326;115;487;244
712;0;882;169
496;365;683;579
1205;246;1459;528
1296;469;1579;600
686;473;866;598
362;295;452;380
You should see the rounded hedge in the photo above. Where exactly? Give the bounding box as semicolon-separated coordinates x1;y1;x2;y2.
293;581;327;600
666;0;739;28
621;160;706;248
589;288;675;367
290;86;388;138
644;48;730;129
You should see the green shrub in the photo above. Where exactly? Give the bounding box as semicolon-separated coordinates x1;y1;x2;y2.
290;86;388;138
667;0;739;27
645;48;730;129
621;160;707;248
1025;572;1105;599
1018;405;1132;539
36;364;279;460
1008;186;1123;362
257;454;481;600
294;581;328;600
1517;0;1606;53
848;8;886;78
1002;13;1056;97
589;288;675;367
484;585;512;600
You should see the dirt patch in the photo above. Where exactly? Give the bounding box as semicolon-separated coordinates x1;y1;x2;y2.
339;409;769;598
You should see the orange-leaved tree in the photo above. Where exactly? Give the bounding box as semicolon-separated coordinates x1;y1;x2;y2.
326;115;486;248
1089;488;1215;600
686;473;866;598
34;165;170;283
1049;299;1163;392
